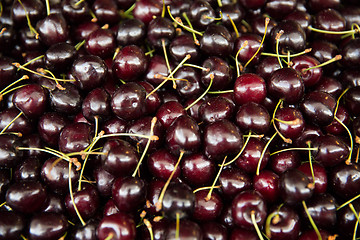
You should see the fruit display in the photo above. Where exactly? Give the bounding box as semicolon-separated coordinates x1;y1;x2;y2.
1;0;360;239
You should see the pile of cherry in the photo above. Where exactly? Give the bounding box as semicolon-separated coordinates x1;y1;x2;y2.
1;0;360;239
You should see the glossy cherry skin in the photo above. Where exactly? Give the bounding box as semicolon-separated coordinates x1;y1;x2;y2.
112;176;146;213
345;86;360;117
274;106;305;140
0;211;25;240
188;0;216;30
156;101;186;129
13;157;41;182
181;153;216;187
297;162;327;195
198;96;234;124
337;200;360;238
233;33;263;66
232;190;267;230
147;149;181;181
113;45;148;82
162;182;195;219
71;55;107;91
314;76;343;98
219;167;252;200
169;34;200;63
204;120;243;161
6;181;47;214
300;91;336;126
45;42;77;73
85;28;115;58
116;18;146;46
299;229;334;240
82;87;111;121
200;24;233;57
193;190;223;221
291;55;322;87
11;0;45;25
97;212;136;240
266;204;301;240
72;220;98;240
49;83;82;114
38;112;69;147
41;157;80;195
265;0;297;20
36;13;69;46
253;170;280;204
312;134;349;167
133;0;162;25
329;163;360;199
173;67;202;99
58;122;93;153
165;220;203;239
111;82;146;121
140;218;169;240
279;169;314;205
0;135;24;168
147;17;175;48
313;8;346;42
236;102;271;134
229;228;258;240
28;212;69;240
61;0;90;23
267;67;304;104
324;105;350;135
234;73;267;105
201;56;232;91
93;167;115;197
201;222;228;240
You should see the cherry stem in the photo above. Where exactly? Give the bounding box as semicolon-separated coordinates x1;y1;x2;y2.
104;233;114;240
132;117;157;177
183;63;209;71
261;48;312;58
308;25;358;35
307;142;316;186
0;75;29;96
145;49;156;56
0;111;23;134
302;200;322;240
334;116;353;164
144;219;154;240
146;54;191;99
356;147;360;163
206;156;227;201
348;204;360;240
270;147;318;156
167;6;203;36
265;211;280;238
21;55;44;68
217;0;222;7
334;87;349;116
156;151;185;211
227;14;239;38
17;0;39;39
161;0;165;18
182;12;200;45
74;0;86;6
38;68;65;90
251;210;265;240
272;99;292;144
176;212;180;240
256;132;277;176
244;18;269;69
337;193;360;211
241;19;252;32
17;146;70;162
184;74;213;111
275;30;284;68
351;23;360;39
223;131;252;166
235;40;248;77
45;0;50;15
161;39;176;89
203;11;222;21
75;40;86;51
302;55;342;73
68;161;86;226
13;63;75;82
0;2;3;18
20;234;28;240
0;201;7;208
123;3;136;16
193;185;220;193
208;89;234;94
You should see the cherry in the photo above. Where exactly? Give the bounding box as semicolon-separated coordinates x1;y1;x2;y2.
291;55;323;87
337;200;360;238
330;163;360;199
200;24;234;57
6;181;47;214
28;212;69;240
0;108;33;136
251;15;278;37
45;42;77;72
219;3;244;28
198;96;234;124
133;0;162;26
36;13;69;46
265;0;297;20
41;157;80;195
285;10;311;34
229;228;258;240
201;222;228;240
193;190;223;221
0;211;25;240
140;218;169;240
345;86;360;117
267;68;304;104
201;56;232;90
103;199;120;216
162;182;195;219
169;34;200;63
181;153;216;187
297;162;328;195
299;229;334;240
204;120;243;161
92;0;120;25
274;106;305;140
314;76;343;98
112;176;147;213
58;122;93;153
173;66;202;99
72;55;107;91
188;0;216;30
115;18;146;46
156;101;186;129
113;45;148;82
72;220;99;240
61;0;91;23
233;33;263;66
82;87;111;122
97;212;136;240
147;17;175;48
253;170;280;204
147;148;181;181
85;28;115;59
310;40;339;71
219;167;252;200
0;57;17;90
13;157;41;182
279;169;314;205
111;82;146;121
165;220;203;239
324;105;350;135
38;112;70;147
73;22;100;42
312;8;346;42
234;73;267;105
232;190;267;230
235;102;271;134
11;0;45;25
93;167;115;197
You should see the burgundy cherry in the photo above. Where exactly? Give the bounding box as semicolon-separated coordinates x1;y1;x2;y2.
188;0;216;30
313;8;346;42
93;167;116;197
297;162;328;194
97;212;136;240
85;28;115;58
165;220;203;239
82;88;111;121
58;122;93;153
291;55;323;87
233;33;263;66
274;106;305;140
147;149;181;181
156;101;186;129
201;222;228;240
198;96;234;124
234;73;267;105
13;157;41;182
169;34;200;63
193;190;223;221
133;0;162;26
200;24;234;57
49;83;82;114
36;13;69;46
0;211;25;240
116;18;146;46
28;213;69;240
201;56;232;90
235;102;271;134
92;0;120;25
329;163;360;199
147;17;175;48
253;170;280;204
219;167;252;200
181;153;216;187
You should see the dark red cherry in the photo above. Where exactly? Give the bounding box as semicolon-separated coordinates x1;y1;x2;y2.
219;168;252;200
49;83;82;114
204;120;243;161
156;101;186;129
267;67;304;104
92;0;120;25
291;55;322;87
314;76;343;98
181;153;216;187
113;45;148;82
229;228;258;240
61;0;91;23
148;148;181;181
234;73;267;105
0;108;33;136
341;38;360;68
38;112;70;147
337;200;360;238
232;190;267;230
193;190;223;221
0;57;17;90
311;40;339;71
13;83;47;119
234;33;263;66
111;82;146;121
266;204;301;240
0;135;22;168
144;55;172;86
219;3;244;28
92;167;115;197
0;211;25;240
11;0;45;25
236;102;271;134
173;67;202;99
29;213;69;240
85;28;115;58
285;10;311;34
345;86;360;117
112;176;147;213
133;0;162;26
251;15;278;37
201;222;228;240
200;24;233;57
72;55;107;91
140;218;169;240
169;34;200;63
6;181;47;214
253;170;280;204
147;17;175;48
165;220;203;239
82;88;111;122
299;229;334;240
279;169;314;205
115;18;146;46
162;182;195;219
330;163;360;199
13;157;41;182
58;122;93;153
274;106;305;140
270;150;302;175
265;0;297;20
324;105;350;135
199;96;234;124
72;220;98;240
297;162;327;195
313;8;346;42
36;13;69;46
65;183;100;221
201;56;232;90
270;20;306;54
239;0;266;9
300;91;336;126
97;213;136;240
188;0;216;30
103;199;120;216
73;22;100;42
45;42;77;72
